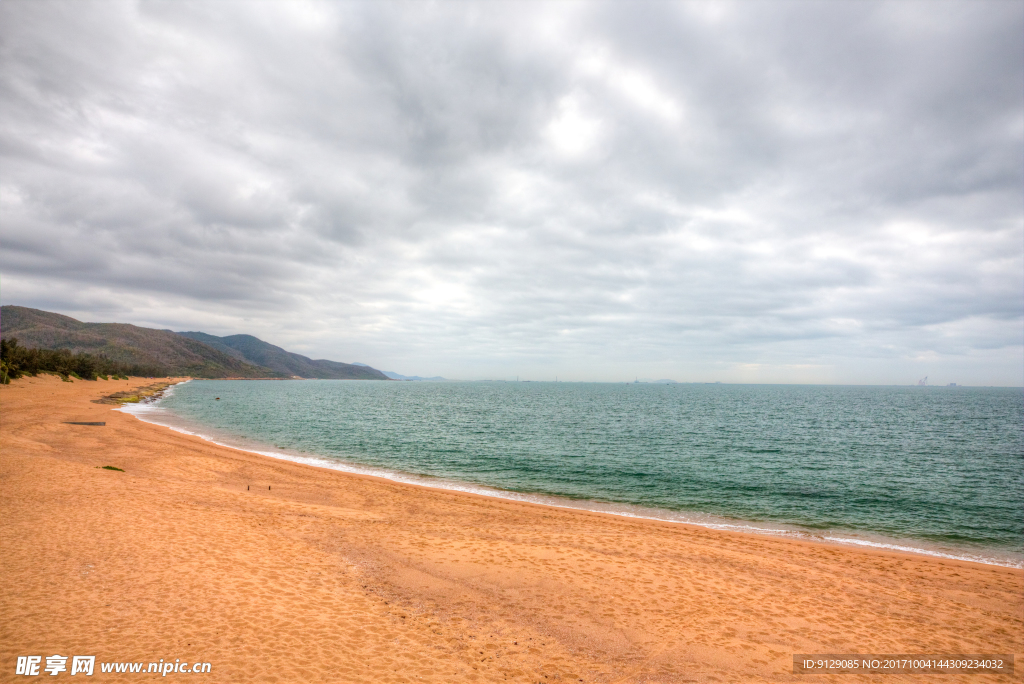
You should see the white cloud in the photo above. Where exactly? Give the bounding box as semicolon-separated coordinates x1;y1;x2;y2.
545;94;603;157
0;0;1020;384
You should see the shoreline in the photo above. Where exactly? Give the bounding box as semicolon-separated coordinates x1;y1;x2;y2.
2;374;1020;683
125;379;1022;570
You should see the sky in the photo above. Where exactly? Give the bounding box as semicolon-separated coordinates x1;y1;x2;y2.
1;1;1021;384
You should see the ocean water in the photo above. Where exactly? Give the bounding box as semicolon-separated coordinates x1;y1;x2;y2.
125;380;1024;567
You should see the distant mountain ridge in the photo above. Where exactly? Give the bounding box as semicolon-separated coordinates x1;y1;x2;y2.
178;332;388;380
352;363;446;381
1;306;390;380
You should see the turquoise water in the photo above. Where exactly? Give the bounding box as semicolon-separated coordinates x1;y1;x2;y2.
134;380;1023;566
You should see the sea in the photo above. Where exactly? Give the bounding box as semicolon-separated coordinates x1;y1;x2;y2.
121;380;1024;568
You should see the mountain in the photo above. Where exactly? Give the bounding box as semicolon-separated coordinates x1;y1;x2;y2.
352;363;447;381
0;306;280;378
177;332;389;380
382;371;448;381
0;306;391;380
382;370;446;382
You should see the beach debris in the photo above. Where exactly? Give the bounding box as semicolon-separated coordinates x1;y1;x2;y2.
63;421;105;426
98;466;124;471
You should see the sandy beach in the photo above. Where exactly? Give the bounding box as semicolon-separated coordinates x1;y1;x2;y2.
1;375;1020;683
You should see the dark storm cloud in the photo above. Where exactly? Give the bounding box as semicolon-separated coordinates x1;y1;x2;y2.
1;0;1020;383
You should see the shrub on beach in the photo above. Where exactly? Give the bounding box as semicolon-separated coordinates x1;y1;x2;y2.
0;337;154;383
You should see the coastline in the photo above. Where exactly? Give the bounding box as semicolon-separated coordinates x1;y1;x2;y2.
126;380;1023;570
2;374;1021;682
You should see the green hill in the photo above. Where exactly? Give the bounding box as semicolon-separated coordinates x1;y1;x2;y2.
0;306;392;381
177;331;390;380
0;306;280;378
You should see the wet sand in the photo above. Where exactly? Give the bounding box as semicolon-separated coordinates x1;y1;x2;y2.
1;374;1020;682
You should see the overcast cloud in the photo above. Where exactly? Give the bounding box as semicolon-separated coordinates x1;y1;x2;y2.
1;0;1021;384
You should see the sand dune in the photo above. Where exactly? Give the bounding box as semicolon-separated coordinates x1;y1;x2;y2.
1;375;1020;682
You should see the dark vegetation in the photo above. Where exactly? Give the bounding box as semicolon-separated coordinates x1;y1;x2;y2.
1;337;141;383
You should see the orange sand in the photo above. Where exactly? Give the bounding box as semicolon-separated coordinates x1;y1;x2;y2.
1;375;1020;683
